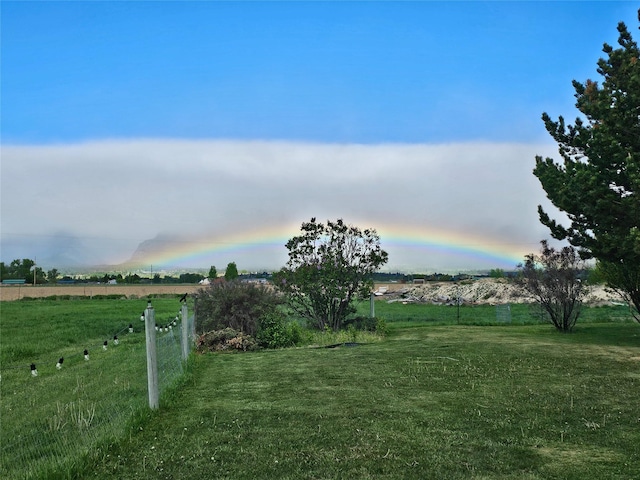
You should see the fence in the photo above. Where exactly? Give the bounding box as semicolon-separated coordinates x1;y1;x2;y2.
360;301;549;326
0;299;195;480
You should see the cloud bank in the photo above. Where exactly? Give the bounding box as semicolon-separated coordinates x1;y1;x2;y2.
1;139;563;272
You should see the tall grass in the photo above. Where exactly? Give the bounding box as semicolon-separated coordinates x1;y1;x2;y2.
0;297;190;480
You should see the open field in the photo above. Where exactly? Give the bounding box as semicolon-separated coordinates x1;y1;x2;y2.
0;284;203;302
1;298;639;479
1;278;622;305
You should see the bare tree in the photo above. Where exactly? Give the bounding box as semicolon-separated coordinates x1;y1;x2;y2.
518;240;588;332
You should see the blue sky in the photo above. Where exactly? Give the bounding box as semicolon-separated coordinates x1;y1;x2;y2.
1;1;638;272
3;1;637;144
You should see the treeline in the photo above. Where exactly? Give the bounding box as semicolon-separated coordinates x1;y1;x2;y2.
371;269;515;283
2;258;518;286
82;273;207;284
0;258;273;285
0;259;48;284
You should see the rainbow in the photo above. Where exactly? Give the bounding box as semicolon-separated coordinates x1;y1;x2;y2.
375;222;532;270
127;221;534;271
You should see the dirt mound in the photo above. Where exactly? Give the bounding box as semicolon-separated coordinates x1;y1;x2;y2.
376;278;623;306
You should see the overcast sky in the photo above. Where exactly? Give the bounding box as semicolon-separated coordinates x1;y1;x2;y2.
2;1;638;272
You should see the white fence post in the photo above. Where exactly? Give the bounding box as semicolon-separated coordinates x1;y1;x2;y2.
144;301;159;409
181;302;189;361
191;298;197;340
370;292;375;318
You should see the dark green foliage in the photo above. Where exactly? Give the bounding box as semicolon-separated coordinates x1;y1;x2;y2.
178;272;205;283
274;218;388;331
256;311;303;349
0;258;46;283
489;268;505;278
207;265;217;279
193;280;282;336
343;315;377;331
224;262;239;281
534;12;640;320
46;268;59;283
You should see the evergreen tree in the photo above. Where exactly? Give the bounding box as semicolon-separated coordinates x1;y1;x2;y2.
224;262;239;281
534;11;640;320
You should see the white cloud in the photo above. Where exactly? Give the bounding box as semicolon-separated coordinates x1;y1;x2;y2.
1;139;564;270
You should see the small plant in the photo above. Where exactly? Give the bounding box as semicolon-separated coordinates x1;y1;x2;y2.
69;400;96;430
375;317;389;336
47;402;68;432
347;324;357;343
256;311;301;349
46;400;96;432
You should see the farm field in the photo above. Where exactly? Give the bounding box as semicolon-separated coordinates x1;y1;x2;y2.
0;284;203;302
1;297;639;479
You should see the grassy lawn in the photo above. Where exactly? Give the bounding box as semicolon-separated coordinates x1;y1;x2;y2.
88;322;639;479
2;297;639;479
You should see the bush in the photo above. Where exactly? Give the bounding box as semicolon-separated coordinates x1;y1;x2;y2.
194;280;283;336
375;317;389;336
256;311;302;349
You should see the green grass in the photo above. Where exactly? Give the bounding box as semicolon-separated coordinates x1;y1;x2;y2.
89;323;639;479
2;298;639;479
356;298;633;326
0;296;188;479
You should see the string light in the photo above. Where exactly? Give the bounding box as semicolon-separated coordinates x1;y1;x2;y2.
15;302;188;378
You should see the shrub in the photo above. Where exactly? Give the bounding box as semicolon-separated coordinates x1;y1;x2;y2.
375;317;389;336
256;311;302;349
194;280;283;336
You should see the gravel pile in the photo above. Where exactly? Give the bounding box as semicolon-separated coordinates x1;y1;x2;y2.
379;278;623;306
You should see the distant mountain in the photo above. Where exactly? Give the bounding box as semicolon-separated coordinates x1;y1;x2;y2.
0;232;95;269
123;234;185;268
